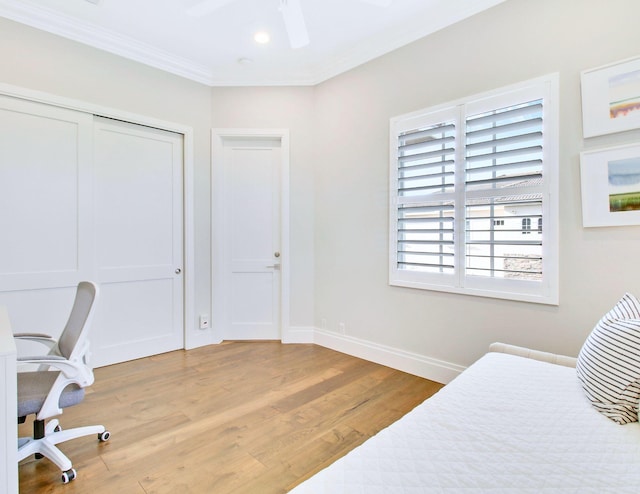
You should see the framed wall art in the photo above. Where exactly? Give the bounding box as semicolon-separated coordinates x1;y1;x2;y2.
582;56;640;137
580;143;640;227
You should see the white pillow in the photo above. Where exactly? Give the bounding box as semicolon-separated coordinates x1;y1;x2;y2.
576;292;640;425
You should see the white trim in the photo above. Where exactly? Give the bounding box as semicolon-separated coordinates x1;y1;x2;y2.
282;326;315;344
0;83;192;136
313;328;465;384
211;128;291;342
285;325;465;384
0;0;214;85
308;0;508;88
0;82;198;351
182;130;203;350
0;0;507;87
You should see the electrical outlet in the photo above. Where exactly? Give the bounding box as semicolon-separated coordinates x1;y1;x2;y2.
338;322;346;334
199;314;210;329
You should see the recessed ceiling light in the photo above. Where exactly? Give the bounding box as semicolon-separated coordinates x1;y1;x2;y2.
254;31;270;44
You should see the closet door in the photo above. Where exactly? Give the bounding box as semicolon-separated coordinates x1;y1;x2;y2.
0;96;94;292
0;95;96;340
0;97;184;367
91;117;184;366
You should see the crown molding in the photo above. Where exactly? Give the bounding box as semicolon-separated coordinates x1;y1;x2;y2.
309;0;507;84
0;0;215;85
0;0;506;87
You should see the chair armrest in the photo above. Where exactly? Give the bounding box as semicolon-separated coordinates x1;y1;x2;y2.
14;332;53;339
18;355;65;362
489;342;577;368
13;333;57;350
17;355;83;379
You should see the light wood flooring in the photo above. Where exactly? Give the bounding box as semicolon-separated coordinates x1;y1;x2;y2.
18;341;443;493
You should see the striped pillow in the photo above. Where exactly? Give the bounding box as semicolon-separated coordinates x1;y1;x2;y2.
576;293;640;424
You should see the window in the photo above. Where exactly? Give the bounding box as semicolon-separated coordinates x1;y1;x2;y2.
389;75;559;304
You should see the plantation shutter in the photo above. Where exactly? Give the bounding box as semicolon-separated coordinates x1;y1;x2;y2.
395;120;457;275
464;100;544;280
389;75;558;304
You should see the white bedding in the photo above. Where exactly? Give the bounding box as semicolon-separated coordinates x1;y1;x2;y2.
290;352;640;493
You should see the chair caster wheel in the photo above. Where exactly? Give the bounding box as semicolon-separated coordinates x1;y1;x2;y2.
61;468;76;483
99;430;111;442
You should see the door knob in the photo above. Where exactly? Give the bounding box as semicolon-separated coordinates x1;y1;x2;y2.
175;268;182;274
274;252;281;258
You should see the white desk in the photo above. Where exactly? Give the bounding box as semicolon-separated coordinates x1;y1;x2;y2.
0;306;18;493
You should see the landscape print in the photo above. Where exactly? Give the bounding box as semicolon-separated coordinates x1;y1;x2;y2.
609;68;640;119
609;156;640;212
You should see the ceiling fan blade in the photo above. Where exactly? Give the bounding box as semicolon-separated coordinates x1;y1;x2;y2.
187;0;238;17
359;0;394;6
279;0;309;49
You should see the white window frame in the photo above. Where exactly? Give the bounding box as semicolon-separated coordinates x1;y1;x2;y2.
389;74;559;305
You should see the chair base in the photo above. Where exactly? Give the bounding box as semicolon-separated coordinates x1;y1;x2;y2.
18;418;109;477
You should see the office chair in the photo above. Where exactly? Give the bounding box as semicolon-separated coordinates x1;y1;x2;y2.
14;281;110;483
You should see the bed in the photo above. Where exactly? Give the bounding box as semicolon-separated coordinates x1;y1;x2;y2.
291;293;640;494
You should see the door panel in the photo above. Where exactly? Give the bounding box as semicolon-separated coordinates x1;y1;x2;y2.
94;279;178;364
94;123;176;270
92;118;183;366
222;138;281;340
0;96;93;290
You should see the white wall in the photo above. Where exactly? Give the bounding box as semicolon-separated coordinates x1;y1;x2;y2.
313;0;640;372
2;0;640;381
0;18;318;347
209;87;316;334
0;17;216;348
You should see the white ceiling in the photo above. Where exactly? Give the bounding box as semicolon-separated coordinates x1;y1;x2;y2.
0;0;506;86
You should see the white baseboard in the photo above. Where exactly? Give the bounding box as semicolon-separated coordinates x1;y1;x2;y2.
312;328;465;384
282;326;315;344
205;325;465;384
184;328;223;350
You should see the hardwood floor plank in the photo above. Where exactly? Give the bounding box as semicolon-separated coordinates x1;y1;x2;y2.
18;342;443;493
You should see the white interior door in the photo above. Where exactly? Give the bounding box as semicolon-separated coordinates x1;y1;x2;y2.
217;136;284;340
0;96;97;351
92;117;184;366
0;96;94;291
0;96;184;367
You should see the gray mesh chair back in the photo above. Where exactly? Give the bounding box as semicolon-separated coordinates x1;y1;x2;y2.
57;281;97;361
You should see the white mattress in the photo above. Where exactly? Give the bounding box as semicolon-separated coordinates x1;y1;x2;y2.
290;352;640;493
